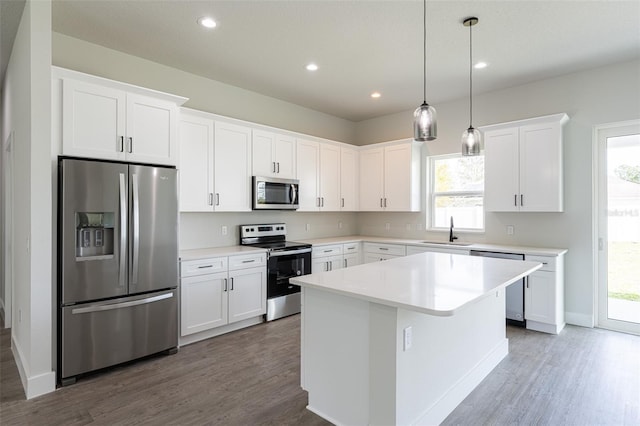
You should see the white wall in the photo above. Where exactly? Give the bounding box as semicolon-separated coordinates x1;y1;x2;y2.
354;60;640;326
0;0;55;398
52;33;356;145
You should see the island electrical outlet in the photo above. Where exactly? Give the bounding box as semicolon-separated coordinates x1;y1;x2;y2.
403;326;412;351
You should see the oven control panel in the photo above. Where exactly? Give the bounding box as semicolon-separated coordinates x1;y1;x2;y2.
240;223;287;239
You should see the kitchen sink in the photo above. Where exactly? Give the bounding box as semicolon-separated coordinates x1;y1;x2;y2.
421;241;473;246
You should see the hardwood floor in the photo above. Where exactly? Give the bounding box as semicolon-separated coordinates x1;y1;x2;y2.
1;315;638;425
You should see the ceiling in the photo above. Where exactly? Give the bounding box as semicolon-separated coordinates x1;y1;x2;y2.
4;1;640;122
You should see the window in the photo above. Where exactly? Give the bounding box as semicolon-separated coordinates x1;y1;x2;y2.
428;154;484;230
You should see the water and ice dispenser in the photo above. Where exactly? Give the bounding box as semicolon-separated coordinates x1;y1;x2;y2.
75;212;115;259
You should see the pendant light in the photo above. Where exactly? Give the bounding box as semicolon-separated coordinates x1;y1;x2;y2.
413;0;437;141
461;17;481;156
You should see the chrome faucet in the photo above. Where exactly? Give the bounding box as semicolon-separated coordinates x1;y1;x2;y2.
449;216;458;243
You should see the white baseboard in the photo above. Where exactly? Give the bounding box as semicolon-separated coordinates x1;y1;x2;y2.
565;311;594;328
414;338;509;426
179;316;264;347
11;335;56;399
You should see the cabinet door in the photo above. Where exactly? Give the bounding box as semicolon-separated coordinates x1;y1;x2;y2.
383;144;412;211
179;115;214;211
180;272;228;336
214;122;252;211
62;79;126;161
319;144;341;211
363;253;401;263
312;258;330;273
359;147;384;211
126;94;177;165
343;252;361;268
296;139;320;211
519;122;563;212
252;130;276;177
525;270;556;324
228;267;267;323
484;127;520;212
340;147;359;211
274;134;296;179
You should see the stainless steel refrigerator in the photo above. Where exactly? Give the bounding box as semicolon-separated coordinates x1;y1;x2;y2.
58;158;178;385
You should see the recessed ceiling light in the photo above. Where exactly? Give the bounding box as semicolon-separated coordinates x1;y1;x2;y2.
371;92;381;99
474;62;488;69
197;17;217;29
306;63;318;71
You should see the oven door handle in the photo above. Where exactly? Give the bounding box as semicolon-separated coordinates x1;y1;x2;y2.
268;248;312;257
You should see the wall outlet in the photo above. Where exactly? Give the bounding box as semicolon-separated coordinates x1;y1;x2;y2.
403;326;412;351
385;222;391;231
221;225;228;236
305;223;311;231
507;225;515;235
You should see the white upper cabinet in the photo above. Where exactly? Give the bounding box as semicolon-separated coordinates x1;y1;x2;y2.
340;146;359;211
296;139;343;211
214;121;252;211
178;110;252;212
57;67;186;165
359;140;421;212
483;113;568;212
252;130;296;179
179;113;214;212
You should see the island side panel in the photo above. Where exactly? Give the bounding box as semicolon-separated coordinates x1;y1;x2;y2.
395;288;509;425
369;302;399;426
302;287;372;425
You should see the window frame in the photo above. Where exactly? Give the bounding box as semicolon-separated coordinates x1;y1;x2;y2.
427;153;485;232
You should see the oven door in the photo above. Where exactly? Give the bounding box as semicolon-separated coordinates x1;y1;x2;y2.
267;249;311;298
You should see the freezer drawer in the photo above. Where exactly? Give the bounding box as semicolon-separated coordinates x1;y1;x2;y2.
60;289;178;382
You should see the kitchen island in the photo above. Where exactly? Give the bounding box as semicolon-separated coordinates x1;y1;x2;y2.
291;252;542;426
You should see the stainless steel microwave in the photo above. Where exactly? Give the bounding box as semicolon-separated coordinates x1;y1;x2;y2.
252;176;299;210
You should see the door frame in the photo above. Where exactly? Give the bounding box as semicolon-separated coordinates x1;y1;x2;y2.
593;119;640;335
2;132;14;328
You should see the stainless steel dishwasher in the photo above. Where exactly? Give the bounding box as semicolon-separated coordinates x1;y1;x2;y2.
470;250;526;326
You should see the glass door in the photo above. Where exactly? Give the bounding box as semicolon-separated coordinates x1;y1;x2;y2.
596;121;640;335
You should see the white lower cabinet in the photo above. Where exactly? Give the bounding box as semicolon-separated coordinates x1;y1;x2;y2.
524;254;565;334
180;252;266;339
312;242;362;272
362;242;406;263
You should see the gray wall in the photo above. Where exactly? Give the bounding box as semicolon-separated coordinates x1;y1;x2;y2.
354;60;640;326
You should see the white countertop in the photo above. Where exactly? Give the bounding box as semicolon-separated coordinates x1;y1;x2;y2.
291;252;541;316
298;235;567;256
179;245;266;261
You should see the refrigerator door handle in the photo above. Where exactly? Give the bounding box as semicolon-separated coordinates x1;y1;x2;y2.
118;173;127;288
71;293;173;314
131;173;140;285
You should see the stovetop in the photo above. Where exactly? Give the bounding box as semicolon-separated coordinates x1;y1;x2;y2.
248;241;311;252
239;223;311;252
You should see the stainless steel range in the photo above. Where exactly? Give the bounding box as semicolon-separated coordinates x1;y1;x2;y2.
240;223;311;321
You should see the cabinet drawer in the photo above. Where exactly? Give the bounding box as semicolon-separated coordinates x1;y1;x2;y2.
343;242;360;253
228;253;267;271
525;255;556;272
363;243;406;257
313;244;343;258
181;257;227;277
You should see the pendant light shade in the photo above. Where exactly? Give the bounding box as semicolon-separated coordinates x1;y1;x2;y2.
413;0;437;141
461;17;481;156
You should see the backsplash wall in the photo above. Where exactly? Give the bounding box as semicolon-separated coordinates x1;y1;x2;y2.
180;212;358;250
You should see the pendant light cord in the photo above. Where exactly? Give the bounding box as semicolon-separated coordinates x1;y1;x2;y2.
469;19;473;128
423;0;426;103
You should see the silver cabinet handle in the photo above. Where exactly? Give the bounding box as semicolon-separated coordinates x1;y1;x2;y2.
224;278;228;292
379;247;389;251
321;197;324;207
119;136;124;152
72;293;173;314
242;259;255;264
118;173;127;288
277;162;280;173
208;193;214;206
131;173;140;285
215;193;220;206
323;249;332;253
521;194;524;206
127;137;133;153
198;265;214;269
272;162;276;173
514;194;518;206
384;198;387;207
344;259;347;268
341;198;345;208
317;197;321;207
230;277;234;291
380;198;383;207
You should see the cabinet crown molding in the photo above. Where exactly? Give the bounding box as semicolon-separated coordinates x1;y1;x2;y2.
479;113;569;133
